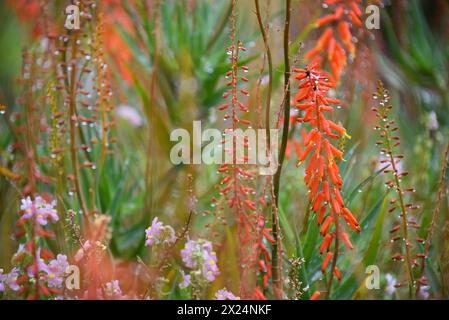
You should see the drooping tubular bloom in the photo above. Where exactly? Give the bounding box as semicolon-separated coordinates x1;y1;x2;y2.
294;64;360;276
305;0;364;82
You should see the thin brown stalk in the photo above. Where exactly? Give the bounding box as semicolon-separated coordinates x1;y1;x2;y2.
144;0;161;216
416;141;449;294
68;30;89;217
271;0;292;297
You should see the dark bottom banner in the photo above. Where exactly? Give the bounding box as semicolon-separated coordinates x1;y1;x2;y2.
0;300;444;319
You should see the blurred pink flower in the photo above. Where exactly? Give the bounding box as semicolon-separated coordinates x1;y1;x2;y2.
116;105;142;127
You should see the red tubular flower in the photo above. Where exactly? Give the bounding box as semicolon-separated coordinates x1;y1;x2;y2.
217;1;260;297
310;290;321;300
294;64;360;278
305;0;364;82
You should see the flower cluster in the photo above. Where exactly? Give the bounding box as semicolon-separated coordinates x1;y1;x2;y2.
144;217;176;247
294;64;360;278
306;0;364;82
20;196;58;225
105;280;123;299
181;239;220;282
215;288;240;300
0;268;20;293
42;254;70;289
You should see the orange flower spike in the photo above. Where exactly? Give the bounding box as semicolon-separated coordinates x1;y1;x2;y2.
293;140;303;161
331;197;342;214
350;1;363;17
341;232;354;250
317;206;327;224
327;38;336;61
316;15;337;28
342;207;360;233
285;140;292;159
323;139;334;163
318;157;325;178
333;6;344;19
338;21;352;44
313;192;325;213
334;267;342;281
322;252;333;273
348;10;363;27
320;233;334;254
298;143;315;164
304;128;318;146
320;216;333;235
333;187;344;207
338;21;355;55
310;291;321;300
316;28;334;50
328;120;351;138
322;180;331;202
330;143;344;159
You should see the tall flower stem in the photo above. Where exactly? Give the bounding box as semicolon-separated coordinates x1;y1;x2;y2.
144;0;161;217
68;31;88;217
373;82;416;298
385;125;415;296
271;0;291;296
416;141;449;294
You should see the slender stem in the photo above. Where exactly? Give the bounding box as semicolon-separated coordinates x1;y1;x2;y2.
144;0;161;216
69;31;88;216
384;126;415;298
271;0;291;297
254;0;272;146
416;141;449;294
326;218;339;299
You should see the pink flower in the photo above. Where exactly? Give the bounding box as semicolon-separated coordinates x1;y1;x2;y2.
20;196;58;225
116;105;142;127
145;217;176;247
44;254;69;288
0;268;20;292
215;288;239;300
105;280;123;299
181;239;219;282
179;271;191;289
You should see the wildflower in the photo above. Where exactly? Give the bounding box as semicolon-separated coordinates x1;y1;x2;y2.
0;268;20;292
74;240;92;262
181;239;220;282
144;217;176;247
215;288;240;300
385;273;397;296
20;196;58;225
179;271;191;289
417;285;430;299
105;280;122;299
43;254;69;288
116;105;142;127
